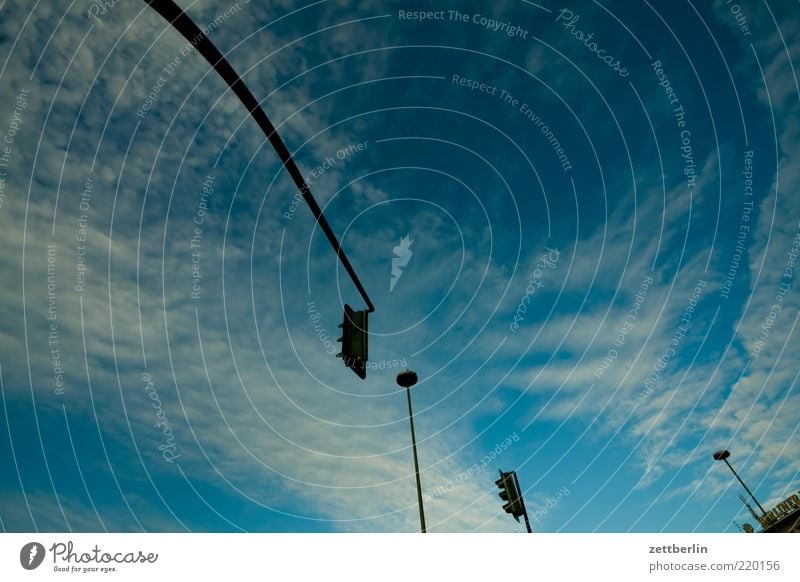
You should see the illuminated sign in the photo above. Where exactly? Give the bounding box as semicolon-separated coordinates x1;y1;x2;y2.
756;493;800;529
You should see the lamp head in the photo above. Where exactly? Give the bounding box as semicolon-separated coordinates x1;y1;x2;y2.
396;369;418;388
713;449;731;461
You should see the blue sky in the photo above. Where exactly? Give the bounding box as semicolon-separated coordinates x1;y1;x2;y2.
0;0;798;533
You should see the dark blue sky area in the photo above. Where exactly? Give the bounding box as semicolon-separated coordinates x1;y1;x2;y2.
0;0;798;533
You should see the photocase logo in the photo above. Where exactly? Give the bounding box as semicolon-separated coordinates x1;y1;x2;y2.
390;235;414;292
20;542;45;570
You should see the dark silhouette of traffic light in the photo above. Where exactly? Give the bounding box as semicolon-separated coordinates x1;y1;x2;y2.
337;304;368;379
496;470;523;521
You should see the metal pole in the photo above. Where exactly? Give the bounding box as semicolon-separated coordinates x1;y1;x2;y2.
406;386;426;533
512;471;532;533
142;0;374;313
723;458;767;516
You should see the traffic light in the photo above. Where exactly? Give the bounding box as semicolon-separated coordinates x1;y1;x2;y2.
496;470;523;522
337;304;368;379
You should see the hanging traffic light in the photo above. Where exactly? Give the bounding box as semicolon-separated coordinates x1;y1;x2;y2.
496;470;523;522
337;304;368;379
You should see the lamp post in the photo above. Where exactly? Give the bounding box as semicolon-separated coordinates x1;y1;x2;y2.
712;449;767;516
397;369;426;533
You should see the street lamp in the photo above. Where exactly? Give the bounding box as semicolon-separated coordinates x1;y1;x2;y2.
397;369;426;533
712;449;767;516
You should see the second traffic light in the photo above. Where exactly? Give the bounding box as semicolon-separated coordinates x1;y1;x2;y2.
337;304;368;379
496;470;524;522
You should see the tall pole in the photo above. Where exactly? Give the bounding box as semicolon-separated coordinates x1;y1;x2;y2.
722;458;767;516
713;450;767;516
397;370;425;533
406;387;426;533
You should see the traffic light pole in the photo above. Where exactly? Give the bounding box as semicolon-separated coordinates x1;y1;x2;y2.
142;0;375;314
512;471;533;533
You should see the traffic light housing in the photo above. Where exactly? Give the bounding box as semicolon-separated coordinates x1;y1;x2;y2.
496;470;523;522
337;304;368;379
